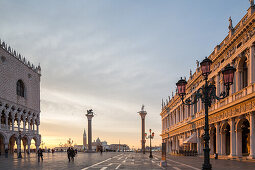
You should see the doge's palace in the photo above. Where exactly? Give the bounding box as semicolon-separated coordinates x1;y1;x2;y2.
0;39;41;156
161;1;255;159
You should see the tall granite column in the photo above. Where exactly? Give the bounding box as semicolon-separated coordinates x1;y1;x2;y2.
138;105;147;154
86;110;94;152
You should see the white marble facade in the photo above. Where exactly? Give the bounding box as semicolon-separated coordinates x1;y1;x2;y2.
161;2;255;159
0;39;41;155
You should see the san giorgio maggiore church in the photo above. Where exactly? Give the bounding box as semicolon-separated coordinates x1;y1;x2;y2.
0;39;41;155
161;2;255;159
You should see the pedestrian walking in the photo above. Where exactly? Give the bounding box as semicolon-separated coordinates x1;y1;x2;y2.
67;147;71;162
37;148;43;162
70;148;75;161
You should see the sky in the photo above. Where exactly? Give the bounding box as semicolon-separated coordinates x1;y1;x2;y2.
0;0;250;148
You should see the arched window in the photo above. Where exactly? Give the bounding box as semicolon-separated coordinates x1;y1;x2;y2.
16;80;25;97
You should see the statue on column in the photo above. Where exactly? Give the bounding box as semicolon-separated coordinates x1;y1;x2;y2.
229;16;233;31
250;0;254;7
141;105;145;111
87;109;94;115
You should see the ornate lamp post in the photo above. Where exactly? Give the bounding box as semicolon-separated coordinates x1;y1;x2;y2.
176;57;236;170
145;129;154;158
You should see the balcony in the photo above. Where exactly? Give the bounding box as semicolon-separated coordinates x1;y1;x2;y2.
0;124;37;134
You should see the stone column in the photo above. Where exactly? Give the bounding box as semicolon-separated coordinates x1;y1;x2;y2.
221;131;226;155
36;144;40;153
17;118;21;131
236;69;242;91
196;129;200;154
4;142;9;156
172;137;176;153
23;118;26;132
249;45;255;84
28;119;31;131
12;118;14;131
176;136;179;151
216;123;221;155
86;114;94;152
32;120;35;131
230;118;236;157
249;111;255;158
236;128;242;157
16;139;21;157
0;109;2;129
216;74;220;96
166;138;169;153
23;143;26;154
210;129;214;155
232;73;236;94
138;107;147;154
27;143;31;154
169;138;172;154
5;113;8;129
37;122;39;134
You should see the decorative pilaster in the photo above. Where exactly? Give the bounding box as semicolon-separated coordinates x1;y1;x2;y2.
249;111;255;158
230;118;236;157
197;129;201;155
249;44;255;84
216;123;221;155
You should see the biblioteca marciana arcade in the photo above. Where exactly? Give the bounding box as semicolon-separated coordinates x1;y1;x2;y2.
161;3;255;160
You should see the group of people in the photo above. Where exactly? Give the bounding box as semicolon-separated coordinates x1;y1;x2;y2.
67;147;77;162
37;147;78;162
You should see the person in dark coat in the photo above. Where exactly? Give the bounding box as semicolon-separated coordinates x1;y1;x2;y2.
67;147;71;162
38;148;43;162
70;148;75;161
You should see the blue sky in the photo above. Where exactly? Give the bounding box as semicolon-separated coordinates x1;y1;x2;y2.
0;0;250;147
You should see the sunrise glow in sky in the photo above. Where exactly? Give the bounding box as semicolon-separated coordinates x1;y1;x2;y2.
0;0;250;148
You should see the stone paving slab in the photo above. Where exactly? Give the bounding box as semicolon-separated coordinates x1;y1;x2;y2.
1;152;255;169
153;152;255;170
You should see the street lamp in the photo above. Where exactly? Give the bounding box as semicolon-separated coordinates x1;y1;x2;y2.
176;57;236;170
145;129;154;158
18;130;22;158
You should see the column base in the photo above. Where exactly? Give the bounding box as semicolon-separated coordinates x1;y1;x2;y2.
160;161;167;167
248;155;255;159
228;154;236;158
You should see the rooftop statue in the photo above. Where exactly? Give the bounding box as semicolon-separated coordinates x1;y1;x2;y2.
196;60;199;68
229;16;233;30
250;0;254;7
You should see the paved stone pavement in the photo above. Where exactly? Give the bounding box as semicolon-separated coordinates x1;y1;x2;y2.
153;152;255;170
0;152;255;169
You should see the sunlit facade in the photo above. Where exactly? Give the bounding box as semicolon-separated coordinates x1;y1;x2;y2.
0;40;41;155
161;3;255;159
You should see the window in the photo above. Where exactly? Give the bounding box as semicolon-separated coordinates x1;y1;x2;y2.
17;80;25;97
